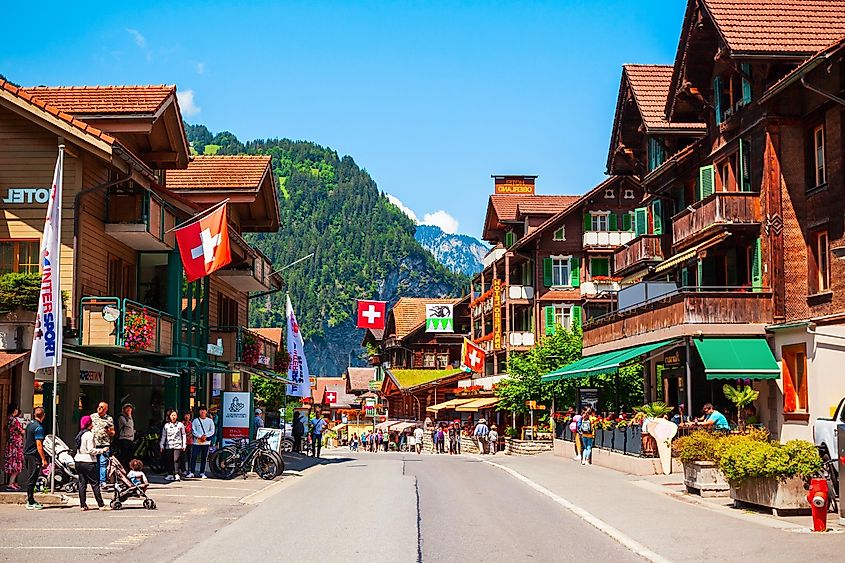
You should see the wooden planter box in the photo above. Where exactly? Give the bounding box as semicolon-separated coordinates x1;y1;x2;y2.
730;475;810;516
641;432;657;457
683;461;729;497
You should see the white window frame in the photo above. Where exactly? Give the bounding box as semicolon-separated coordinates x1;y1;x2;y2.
553;304;573;330
604;188;615;199
814;124;826;187
553;226;566;241
551;255;571;287
423;353;436;368
590;211;610;232
623;188;635;200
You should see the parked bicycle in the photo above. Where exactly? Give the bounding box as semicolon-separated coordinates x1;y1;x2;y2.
209;434;284;480
817;447;839;513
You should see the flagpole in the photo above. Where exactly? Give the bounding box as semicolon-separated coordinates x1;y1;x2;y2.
50;145;64;495
164;197;230;234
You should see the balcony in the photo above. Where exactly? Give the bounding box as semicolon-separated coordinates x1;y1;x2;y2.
508;331;535;348
79;297;174;355
582;286;773;350
583;231;636;248
614;235;664;276
672;192;761;248
507;285;534;301
208;326;278;368
215;230;276;292
105;188;176;251
580;279;621;297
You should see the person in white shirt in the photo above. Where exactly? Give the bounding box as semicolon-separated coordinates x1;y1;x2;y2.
159;411;186;481
187;407;216;479
413;426;424;454
74;415;109;511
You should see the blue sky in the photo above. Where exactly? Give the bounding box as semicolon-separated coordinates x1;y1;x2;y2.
4;1;686;238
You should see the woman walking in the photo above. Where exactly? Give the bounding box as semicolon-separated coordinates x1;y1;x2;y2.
579;407;596;465
3;404;24;490
74;416;109;510
160;411;186;481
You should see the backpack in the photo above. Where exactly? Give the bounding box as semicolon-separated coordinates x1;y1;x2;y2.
579;417;592;434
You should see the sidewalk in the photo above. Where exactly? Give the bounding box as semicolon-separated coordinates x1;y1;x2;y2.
485;452;845;562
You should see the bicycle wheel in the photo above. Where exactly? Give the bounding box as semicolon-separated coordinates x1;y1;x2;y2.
254;451;280;480
209;446;237;474
268;450;285;476
212;449;240;480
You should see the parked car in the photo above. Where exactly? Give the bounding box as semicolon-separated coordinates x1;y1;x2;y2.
813;397;845;474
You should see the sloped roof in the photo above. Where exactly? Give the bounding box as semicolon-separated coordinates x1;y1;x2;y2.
166;155;272;191
21;85;174;115
250;328;283;347
704;0;845;55
312;376;343;403
0;352;28;370
346;367;376;392
388;368;464;390
322;384;357;408
624;65;705;131
491;195;577;222
389;298;459;340
760;35;845;103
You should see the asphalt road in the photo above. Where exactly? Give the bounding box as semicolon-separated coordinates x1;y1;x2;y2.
177;451;641;563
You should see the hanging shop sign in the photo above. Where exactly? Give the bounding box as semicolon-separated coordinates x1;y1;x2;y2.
492;279;502;350
207;338;224;357
494;176;535;195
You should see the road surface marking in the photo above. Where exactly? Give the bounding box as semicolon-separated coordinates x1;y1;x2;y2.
149;493;240;499
4;527;130;531
0;546;122;550
486;460;670;563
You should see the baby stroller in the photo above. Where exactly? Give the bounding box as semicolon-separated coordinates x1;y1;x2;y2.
106;455;156;510
36;435;79;493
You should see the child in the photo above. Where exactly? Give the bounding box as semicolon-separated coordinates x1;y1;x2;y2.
127;459;149;492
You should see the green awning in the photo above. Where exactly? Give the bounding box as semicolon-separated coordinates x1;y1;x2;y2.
542;339;677;381
693;338;780;380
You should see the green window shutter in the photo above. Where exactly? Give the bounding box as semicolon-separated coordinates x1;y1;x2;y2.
544;306;556;335
591;257;609;277
676;184;686;209
738;138;751;191
634;207;648;236
505;231;514;247
584;213;592;232
751;238;763;291
681;267;690;288
570;257;580;287
571;305;582;330
649;137;665;171
713;75;723;125
543;258;553;287
609;213;617;231
741;63;752;105
648;137;656;171
698;165;715;201
651;199;663;235
622;213;632;232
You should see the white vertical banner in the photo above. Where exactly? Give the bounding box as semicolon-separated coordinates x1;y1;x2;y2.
29;146;64;373
285;295;311;398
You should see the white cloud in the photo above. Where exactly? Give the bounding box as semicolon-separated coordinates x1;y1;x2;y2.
126;28;146;48
422;210;459;234
386;194;418;223
196;62;205;75
177;90;201;117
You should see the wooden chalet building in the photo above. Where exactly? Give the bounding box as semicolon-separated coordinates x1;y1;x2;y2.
561;0;845;441
0;80;283;453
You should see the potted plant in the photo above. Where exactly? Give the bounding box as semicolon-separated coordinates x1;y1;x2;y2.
723;383;759;430
673;430;730;497
634;402;674;457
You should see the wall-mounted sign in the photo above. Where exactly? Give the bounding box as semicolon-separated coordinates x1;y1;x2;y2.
492;279;502;350
207;338;224;357
258;354;270;367
493;176;536;195
663;348;684;368
221;391;251;445
80;370;104;385
2;187;50;204
102;306;120;323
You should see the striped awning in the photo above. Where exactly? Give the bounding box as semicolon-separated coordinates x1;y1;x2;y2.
427;398;474;412
455;397;500;412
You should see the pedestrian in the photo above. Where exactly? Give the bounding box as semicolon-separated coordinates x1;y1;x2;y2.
181;412;194;475
253;409;265;437
454;421;462;454
488;425;499;455
579;407;596;465
74;415;109;511
413;425;424;454
377;429;384;453
159;411;186;481
473;418;489;454
4;403;24;491
571;409;584;460
116;404;136;469
435;426;445;454
127;459;149;492
292;412;305;453
90;402;115;488
350;433;359;452
311;415;327;458
23;407;48;510
188;407;215;479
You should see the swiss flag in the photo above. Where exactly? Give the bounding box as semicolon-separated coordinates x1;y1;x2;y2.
357;300;387;330
463;339;486;374
325;390;337;404
175;204;232;282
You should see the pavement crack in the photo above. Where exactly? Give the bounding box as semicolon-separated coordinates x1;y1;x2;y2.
414;475;423;563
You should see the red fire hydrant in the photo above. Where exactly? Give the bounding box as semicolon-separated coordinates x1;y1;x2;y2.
806;477;828;532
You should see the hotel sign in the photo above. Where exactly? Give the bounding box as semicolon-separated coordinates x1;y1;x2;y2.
2;188;51;204
492;278;502;350
494;176;535;195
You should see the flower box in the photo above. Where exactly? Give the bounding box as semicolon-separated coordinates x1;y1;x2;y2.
683;461;729;497
612;427;627;453
730;475;810;516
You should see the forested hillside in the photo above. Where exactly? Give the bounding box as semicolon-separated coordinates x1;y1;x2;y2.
184;124;468;375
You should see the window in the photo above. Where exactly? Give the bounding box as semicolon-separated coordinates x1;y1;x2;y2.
0;240;39;274
604;189;615;199
423;354;436;368
553;226;566;241
782;343;808;414
713;66;751;125
107;256;134;299
809;230;830;293
591;212;609;232
553;304;572;330
814;125;826;187
217;292;239;326
436;353;450;369
551;256;571;287
504;231;515;247
590;257;610;278
623;189;635;200
648;137;666;171
719;159;735;191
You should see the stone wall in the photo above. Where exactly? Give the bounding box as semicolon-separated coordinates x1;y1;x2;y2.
421;433;483;454
504;438;553;456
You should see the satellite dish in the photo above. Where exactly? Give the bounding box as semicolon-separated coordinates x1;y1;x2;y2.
102;305;120;323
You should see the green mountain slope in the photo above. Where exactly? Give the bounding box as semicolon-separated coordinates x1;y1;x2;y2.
184;124;468;375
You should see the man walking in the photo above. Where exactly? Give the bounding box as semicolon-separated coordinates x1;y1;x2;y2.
23;407;47;510
292;412;305;453
90;402;114;488
311;415;327;458
188;407;215;479
413;425;424;454
473;418;489;454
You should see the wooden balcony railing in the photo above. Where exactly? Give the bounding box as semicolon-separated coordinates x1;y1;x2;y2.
79;297;174;355
614;235;664;275
672;192;761;248
208;326;278;368
215;230;277;292
582;286;773;348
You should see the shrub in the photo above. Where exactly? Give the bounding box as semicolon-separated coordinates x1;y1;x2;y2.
504;427;518;438
718;438;821;483
0;272;41;312
674;431;719;463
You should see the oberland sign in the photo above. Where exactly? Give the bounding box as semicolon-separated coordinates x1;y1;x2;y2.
3;188;51;204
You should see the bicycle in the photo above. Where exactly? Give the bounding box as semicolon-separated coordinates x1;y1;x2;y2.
210;435;284;480
817;448;839;513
